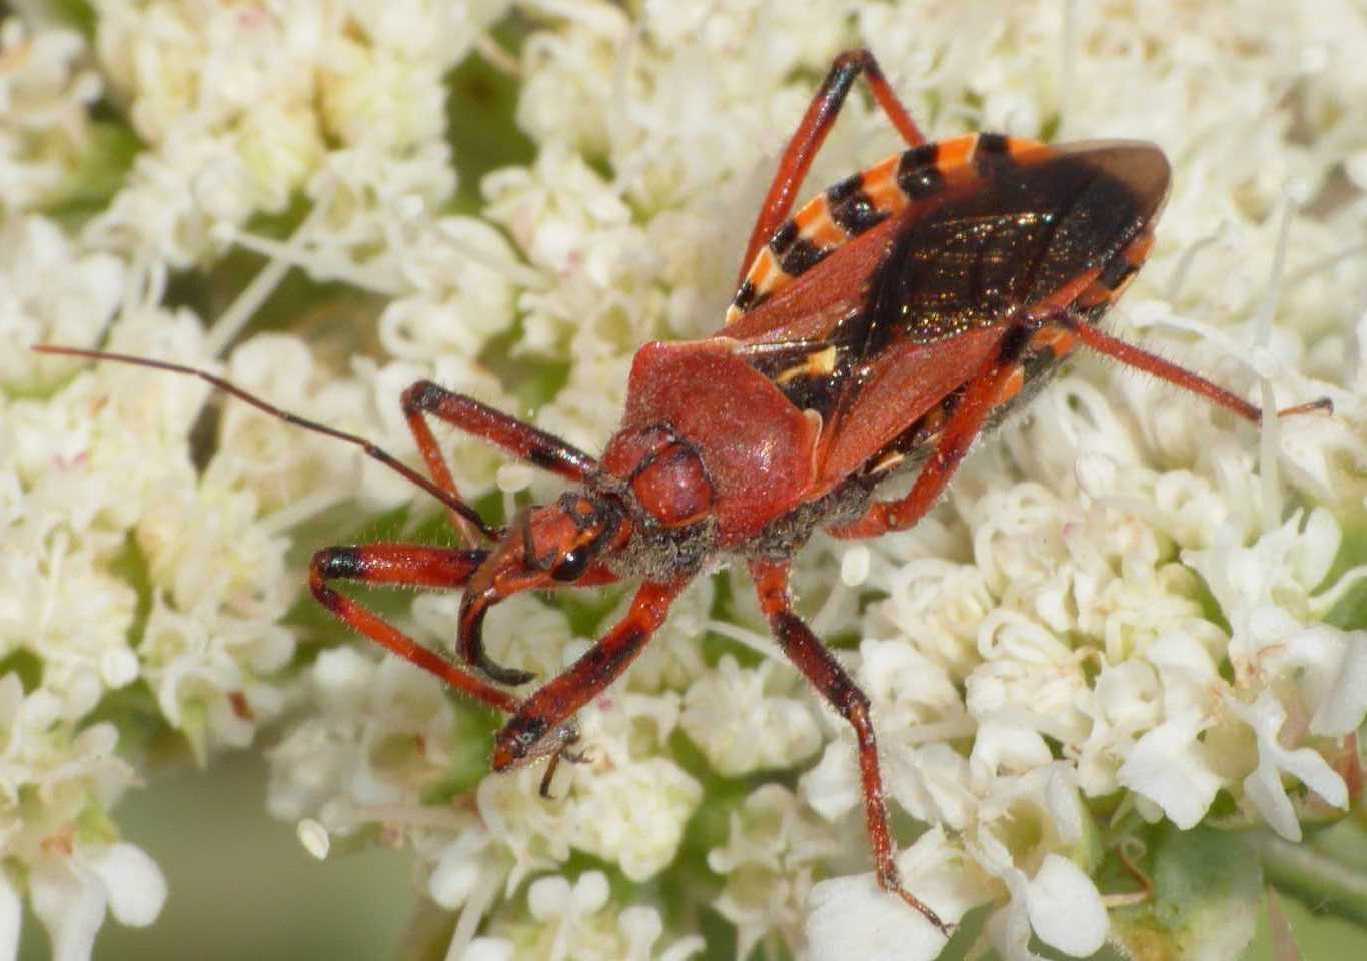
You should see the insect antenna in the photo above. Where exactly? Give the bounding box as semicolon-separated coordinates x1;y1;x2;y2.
32;344;501;541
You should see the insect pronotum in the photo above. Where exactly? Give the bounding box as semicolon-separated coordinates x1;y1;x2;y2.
37;48;1330;937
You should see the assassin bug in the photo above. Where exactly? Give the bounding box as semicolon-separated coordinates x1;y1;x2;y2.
38;49;1331;937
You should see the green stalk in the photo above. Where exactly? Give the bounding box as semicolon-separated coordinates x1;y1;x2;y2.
1257;832;1367;926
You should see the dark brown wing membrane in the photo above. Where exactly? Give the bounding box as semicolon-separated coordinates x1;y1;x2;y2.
853;141;1167;352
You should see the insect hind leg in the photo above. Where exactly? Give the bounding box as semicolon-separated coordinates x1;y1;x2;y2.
830;356;1014;539
737;48;928;287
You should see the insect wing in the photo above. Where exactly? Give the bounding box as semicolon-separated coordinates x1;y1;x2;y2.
732;139;1170;492
815;325;1008;484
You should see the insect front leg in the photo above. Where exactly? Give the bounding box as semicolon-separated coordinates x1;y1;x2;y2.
749;559;952;937
488;579;686;773
400;380;599;545
830;357;1020;539
737;48;928;285
1067;322;1333;421
309;544;520;713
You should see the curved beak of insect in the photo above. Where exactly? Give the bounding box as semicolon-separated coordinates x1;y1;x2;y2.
456;495;623;684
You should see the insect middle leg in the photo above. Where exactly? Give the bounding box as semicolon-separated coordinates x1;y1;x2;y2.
830;356;1018;539
738;48;928;284
309;544;521;713
400;380;599;545
749;558;952;937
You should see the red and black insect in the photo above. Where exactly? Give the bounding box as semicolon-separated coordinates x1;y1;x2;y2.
38;49;1330;936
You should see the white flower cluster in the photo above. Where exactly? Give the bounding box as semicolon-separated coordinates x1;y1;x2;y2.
0;1;513;955
84;0;511;267
2;1;1366;960
474;871;704;961
0;18;99;211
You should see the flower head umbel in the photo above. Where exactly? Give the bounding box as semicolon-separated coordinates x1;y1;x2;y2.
3;1;1366;960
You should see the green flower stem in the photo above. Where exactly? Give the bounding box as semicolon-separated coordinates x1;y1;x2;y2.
1257;830;1367;926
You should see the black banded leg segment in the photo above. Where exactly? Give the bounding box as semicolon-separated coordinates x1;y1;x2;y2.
490;579;686;772
737;48;928;285
314;544;489;588
749;559;952;937
309;545;519;713
401;380;599;546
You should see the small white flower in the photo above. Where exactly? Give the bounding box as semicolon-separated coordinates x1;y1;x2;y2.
1117;709;1224;829
563;756;701;882
1223;689;1348;841
807;827;987;961
0;19;100;211
430;833;491;910
0;215;124;390
707;785;842;959
966;610;1091;744
973;831;1107;961
490;870;701;961
680;654;822;776
29;841;166;961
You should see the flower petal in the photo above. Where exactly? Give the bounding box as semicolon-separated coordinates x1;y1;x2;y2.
806;873;951;961
1309;630;1367;736
1225;691;1347;840
1026;855;1108;957
30;862;106;961
464;938;514;961
0;871;19;961
1117;709;1222;828
806;828;982;961
85;842;167;928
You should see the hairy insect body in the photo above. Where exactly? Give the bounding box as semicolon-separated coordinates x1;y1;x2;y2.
42;48;1328;940
587;138;1168;581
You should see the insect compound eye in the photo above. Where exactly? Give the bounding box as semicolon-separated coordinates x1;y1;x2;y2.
550;547;590;582
631;441;713;528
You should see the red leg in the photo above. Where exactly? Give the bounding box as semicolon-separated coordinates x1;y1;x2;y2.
738;48;928;285
831;356;1018;540
309;545;520;713
1069;323;1333;421
750;559;952;937
31;346;500;541
317;541;618;689
401;380;599;545
489;579;686;771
